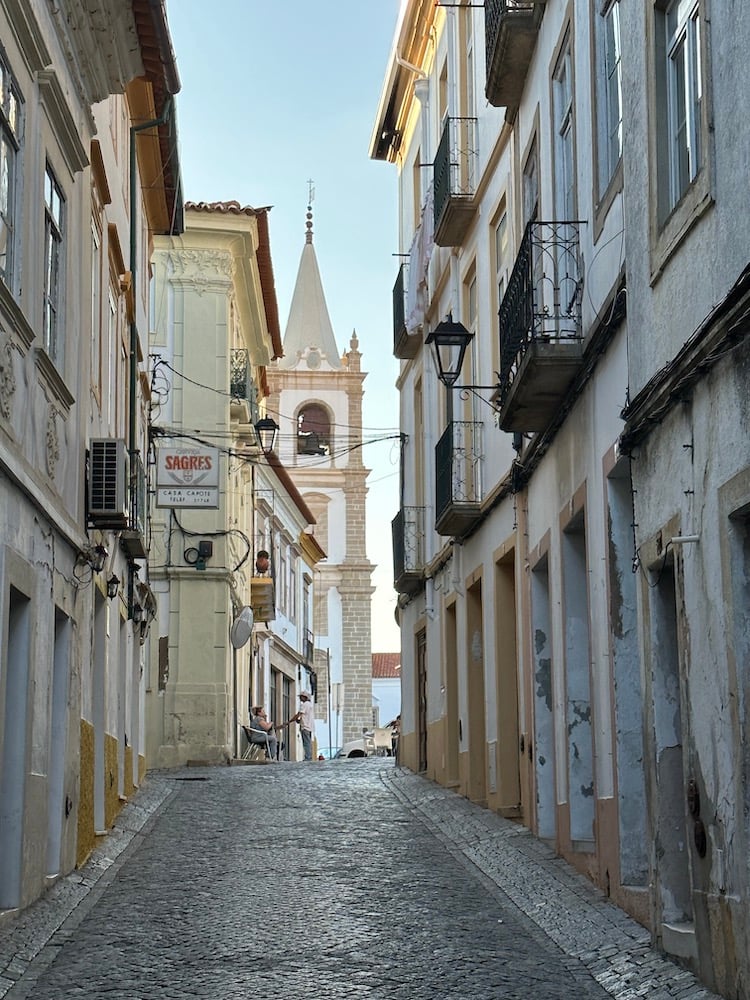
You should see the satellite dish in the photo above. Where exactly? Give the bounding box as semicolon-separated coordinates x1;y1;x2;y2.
230;606;254;649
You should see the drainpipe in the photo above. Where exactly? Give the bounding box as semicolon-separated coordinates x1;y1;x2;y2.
127;96;176;621
129;95;175;469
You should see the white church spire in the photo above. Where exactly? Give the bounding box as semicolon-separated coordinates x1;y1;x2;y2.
279;191;341;370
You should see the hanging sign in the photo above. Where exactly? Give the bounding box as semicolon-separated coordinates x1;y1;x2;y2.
156;445;220;508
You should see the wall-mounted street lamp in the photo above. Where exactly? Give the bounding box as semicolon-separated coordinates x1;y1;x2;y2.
426;315;500;414
425;315;474;387
81;543;108;573
106;574;120;599
254;416;279;454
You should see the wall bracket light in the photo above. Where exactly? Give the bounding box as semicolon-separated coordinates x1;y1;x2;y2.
254;416;279;454
80;543;108;573
106;574;120;599
426;315;501;408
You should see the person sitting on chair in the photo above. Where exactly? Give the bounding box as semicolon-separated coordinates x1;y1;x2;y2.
249;706;278;759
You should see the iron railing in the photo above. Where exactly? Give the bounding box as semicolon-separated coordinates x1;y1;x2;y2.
230;347;259;415
435;421;483;522
392;506;426;580
433;117;478;230
497;220;583;403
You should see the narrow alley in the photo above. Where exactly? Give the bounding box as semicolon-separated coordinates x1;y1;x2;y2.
0;762;719;1000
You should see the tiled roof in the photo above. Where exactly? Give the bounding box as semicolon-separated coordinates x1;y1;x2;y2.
372;653;401;679
184;200;269;216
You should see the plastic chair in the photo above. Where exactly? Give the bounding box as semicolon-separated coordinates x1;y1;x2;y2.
242;724;272;761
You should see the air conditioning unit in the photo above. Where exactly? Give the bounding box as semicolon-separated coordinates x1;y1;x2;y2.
88;438;128;527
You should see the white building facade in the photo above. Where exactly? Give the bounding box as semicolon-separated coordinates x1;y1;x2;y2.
0;0;182;914
372;1;750;995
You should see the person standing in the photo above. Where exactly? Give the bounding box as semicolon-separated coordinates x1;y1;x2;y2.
290;691;315;761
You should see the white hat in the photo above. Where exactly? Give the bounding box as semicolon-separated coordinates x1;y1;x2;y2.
299;691;311;700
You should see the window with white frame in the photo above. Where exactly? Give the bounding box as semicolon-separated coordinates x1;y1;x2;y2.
289;557;297;621
91;216;103;402
0;52;22;291
493;207;509;381
43;164;65;365
595;0;623;200
664;0;702;211
553;40;576;222
463;270;480;422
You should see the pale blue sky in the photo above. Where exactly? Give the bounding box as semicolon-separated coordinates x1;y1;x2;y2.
164;0;402;650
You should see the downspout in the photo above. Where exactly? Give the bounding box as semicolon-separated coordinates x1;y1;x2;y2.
129;95;175;470
128;96;176;623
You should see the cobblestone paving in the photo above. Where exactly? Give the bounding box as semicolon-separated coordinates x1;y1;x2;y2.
0;761;722;1000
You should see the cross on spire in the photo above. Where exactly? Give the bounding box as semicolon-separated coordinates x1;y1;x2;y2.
305;180;315;244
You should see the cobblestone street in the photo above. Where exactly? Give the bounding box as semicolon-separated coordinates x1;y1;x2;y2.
0;761;721;1000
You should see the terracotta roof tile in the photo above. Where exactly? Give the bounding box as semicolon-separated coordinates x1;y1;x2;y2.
372;653;401;678
184;200;270;216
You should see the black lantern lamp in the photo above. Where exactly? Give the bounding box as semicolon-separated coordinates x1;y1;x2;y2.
106;574;120;600
426;315;474;387
254;416;279;454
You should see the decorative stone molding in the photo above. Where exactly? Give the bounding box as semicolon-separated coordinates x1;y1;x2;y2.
46;404;60;477
3;0;51;74
46;0;142;107
167;249;234;295
37;70;90;175
0;328;17;419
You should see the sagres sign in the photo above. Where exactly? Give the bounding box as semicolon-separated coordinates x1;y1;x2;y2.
156;445;220;508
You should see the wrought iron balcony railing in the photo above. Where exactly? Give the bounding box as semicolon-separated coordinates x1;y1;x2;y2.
495;220;583;430
392;506;426;594
230;348;249;399
433;117;478;247
485;0;546;109
435;421;483;537
230;348;259;422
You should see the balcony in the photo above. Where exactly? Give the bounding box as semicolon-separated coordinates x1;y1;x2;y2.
435;421;483;537
485;1;546;110
392;506;426;595
230;348;259;425
495;221;583;433
433;117;478;247
393;262;419;359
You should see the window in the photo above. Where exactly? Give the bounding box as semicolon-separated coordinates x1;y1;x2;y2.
595;1;623;199
493;208;509;380
0;54;22;290
494;210;509;306
553;42;575;222
522;140;539;227
463;270;480;422
650;0;710;267
465;9;476;120
91;217;103;402
664;0;702;210
43;164;65;365
438;60;448;125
